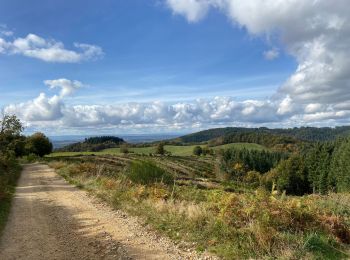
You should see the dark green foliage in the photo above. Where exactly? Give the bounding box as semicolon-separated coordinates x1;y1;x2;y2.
274;155;310;195
0;115;23;232
331;138;350;192
25;132;53;157
0;153;21;233
155;142;166;155
174;126;350;144
221;148;287;179
202;146;214;156
193;146;203;156
303;138;350;193
128;160;173;185
84;136;124;145
0;115;26;157
58;136;125;152
305;142;336;194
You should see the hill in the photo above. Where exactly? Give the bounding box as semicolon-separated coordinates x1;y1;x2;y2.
173;126;350;144
58;136;125;152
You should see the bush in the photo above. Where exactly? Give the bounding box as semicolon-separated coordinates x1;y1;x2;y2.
243;171;261;188
128;160;173;185
193;146;203;156
120;143;129;154
155;142;166;155
25;153;39;163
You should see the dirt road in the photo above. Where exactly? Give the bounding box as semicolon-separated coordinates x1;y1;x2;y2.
0;164;214;260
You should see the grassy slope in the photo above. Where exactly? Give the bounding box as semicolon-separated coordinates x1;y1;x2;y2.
48;159;350;259
49;142;266;157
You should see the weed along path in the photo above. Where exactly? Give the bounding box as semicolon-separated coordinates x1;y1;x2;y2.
0;164;213;260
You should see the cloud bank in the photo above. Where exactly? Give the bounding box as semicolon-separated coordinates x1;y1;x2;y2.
0;32;103;63
3;78;349;133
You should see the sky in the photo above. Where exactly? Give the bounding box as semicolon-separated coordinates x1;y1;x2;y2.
0;0;349;135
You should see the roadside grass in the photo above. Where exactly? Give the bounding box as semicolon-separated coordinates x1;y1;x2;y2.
48;142;266;157
0;159;21;235
48;158;350;259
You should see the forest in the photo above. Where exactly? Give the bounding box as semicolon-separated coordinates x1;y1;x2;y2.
57;136;125;152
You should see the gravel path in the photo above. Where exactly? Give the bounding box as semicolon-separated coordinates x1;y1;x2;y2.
0;164;217;260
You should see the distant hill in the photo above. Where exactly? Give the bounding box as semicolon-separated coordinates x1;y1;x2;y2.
57;136;125;152
174;126;350;144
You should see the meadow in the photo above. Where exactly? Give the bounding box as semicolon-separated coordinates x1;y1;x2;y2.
48;142;266;157
44;145;350;259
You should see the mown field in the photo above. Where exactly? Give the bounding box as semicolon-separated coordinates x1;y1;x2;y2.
48;142;266;157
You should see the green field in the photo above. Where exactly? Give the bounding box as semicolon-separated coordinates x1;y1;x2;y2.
48;142;266;157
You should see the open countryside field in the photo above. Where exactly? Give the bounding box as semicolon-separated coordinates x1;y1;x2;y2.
48;142;266;157
41;153;350;259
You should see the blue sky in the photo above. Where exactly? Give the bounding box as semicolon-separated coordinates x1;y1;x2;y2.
1;0;349;134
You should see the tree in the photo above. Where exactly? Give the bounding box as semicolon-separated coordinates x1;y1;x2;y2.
0;115;23;136
202;146;213;156
193;146;203;156
275;154;310;195
0;115;25;156
25;132;53;157
155;142;165;155
331;138;350;192
120;143;129;154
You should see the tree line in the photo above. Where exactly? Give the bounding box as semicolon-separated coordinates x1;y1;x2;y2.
0;115;52;201
219;137;350;196
174;126;350;144
58;136;125;152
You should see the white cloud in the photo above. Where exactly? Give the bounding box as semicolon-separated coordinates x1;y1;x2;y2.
44;79;83;97
0;33;103;63
4;93;64;122
3;79;289;130
4;79;83;122
0;24;13;37
263;48;279;60
3;77;350;132
166;0;350;124
166;0;210;22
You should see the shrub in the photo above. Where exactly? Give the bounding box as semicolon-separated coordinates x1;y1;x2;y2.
243;171;261;188
25;153;39;163
155;142;166;155
120;143;129;154
128;160;173;185
193;146;203;156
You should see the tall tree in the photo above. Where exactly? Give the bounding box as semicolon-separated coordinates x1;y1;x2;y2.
25;132;53;157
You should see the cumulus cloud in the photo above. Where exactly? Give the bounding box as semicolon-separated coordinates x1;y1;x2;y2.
166;0;350;123
4;79;83;122
44;79;83;97
3;80;290;130
3;78;350;132
0;33;103;63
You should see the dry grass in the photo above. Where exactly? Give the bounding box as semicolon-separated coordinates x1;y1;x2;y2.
50;159;350;259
